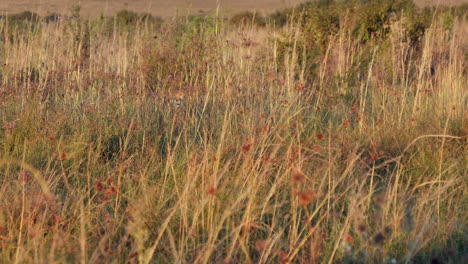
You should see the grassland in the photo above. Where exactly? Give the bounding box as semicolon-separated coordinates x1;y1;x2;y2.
1;0;467;18
0;0;467;263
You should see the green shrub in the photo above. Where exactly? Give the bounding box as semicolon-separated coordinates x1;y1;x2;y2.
7;11;40;22
302;4;341;50
230;11;265;27
44;13;61;23
349;0;416;42
398;6;432;44
114;9;163;27
267;10;289;27
440;10;455;31
2;11;42;36
116;9;139;24
178;15;219;36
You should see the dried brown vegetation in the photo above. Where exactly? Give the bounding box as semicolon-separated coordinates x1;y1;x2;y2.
0;1;467;263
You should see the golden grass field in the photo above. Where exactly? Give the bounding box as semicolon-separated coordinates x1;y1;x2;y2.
0;0;467;17
0;0;467;263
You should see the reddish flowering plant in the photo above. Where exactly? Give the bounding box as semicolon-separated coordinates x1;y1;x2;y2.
278;251;290;264
296;82;306;91
58;152;67;161
291;170;306;184
105;186;117;196
206;186;217;195
243;221;257;233
255;240;269;252
297;190;316;207
95;181;104;192
342;119;351;128
106;177;114;185
241;144;252;152
345;235;354;243
102;186;118;201
316;133;324;140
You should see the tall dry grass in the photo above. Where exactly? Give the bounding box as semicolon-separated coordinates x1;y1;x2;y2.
0;5;467;264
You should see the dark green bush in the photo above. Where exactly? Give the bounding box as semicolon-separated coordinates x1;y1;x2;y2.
1;11;43;36
270;0;442;94
267;10;289;27
114;9;163;27
230;11;265;27
401;6;433;44
7;11;40;22
44;13;62;23
116;9;139;24
301;4;341;50
349;0;417;42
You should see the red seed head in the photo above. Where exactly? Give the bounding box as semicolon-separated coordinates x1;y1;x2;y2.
241;144;252;152
278;251;290;264
106;177;114;185
291;170;305;183
345;235;354;243
105;186;117;196
342;119;350;128
255;240;268;252
297;190;316;206
95;182;104;192
206;186;217;195
59;152;67;161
